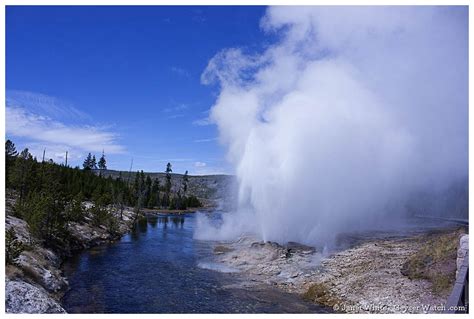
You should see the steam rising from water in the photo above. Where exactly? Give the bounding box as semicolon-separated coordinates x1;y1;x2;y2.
195;7;468;245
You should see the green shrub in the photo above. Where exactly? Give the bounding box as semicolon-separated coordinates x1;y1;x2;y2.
186;195;202;208
89;202;109;227
65;193;85;223
6;228;24;265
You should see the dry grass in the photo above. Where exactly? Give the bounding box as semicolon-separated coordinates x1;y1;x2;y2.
5;264;23;279
303;282;342;307
20;263;44;285
401;228;466;295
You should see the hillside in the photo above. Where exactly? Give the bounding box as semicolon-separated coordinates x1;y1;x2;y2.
94;169;237;207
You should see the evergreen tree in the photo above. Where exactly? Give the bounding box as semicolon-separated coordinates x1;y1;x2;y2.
98;152;107;170
65;192;85;222
5;140;18;157
186;195;203;208
164;163;173;208
165;162;173;191
20;190;69;250
182;170;189;196
147;178;160;208
165;163;173;205
112;174;125;220
144;175;152;208
6;140;18;187
83;153;93;170
5;139;201;252
91;155;98;170
10;148;34;204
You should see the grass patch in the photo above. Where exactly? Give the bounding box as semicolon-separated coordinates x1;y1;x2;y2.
303;282;341;307
5;264;23;279
20;263;43;286
401;228;465;295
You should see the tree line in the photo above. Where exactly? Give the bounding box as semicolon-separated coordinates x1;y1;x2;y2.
5;139;202;255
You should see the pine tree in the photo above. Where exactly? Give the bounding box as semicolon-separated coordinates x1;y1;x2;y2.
5;140;18;157
164;163;173;208
91;155;98;170
148;178;160;208
5;139;145;250
182;170;189;197
6;140;18;187
5;138;202;252
65;192;85;222
10;148;34;204
144;175;152;208
98;152;107;170
83;153;93;170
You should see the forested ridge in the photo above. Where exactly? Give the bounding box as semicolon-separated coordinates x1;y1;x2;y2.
5;139;201;257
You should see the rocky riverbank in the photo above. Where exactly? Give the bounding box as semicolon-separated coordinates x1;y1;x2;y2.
210;227;467;314
5;204;137;314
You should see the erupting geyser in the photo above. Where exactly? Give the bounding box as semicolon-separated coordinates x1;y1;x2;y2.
195;6;468;245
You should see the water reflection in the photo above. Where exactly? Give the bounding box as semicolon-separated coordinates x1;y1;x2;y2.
62;213;329;314
158;216;169;230
149;217;158;228
137;218;148;233
171;216;185;229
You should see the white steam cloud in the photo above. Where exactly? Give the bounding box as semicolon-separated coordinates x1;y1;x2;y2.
196;6;468;245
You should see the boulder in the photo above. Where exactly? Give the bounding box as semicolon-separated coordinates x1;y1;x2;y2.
5;279;66;314
17;250;68;293
456;234;469;277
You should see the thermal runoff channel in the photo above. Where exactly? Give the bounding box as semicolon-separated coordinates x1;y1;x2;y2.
195;6;468;245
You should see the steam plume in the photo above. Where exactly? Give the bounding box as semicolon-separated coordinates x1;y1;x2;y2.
196;6;468;245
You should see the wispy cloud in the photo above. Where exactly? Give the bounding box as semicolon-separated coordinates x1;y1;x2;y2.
194;137;217;143
192;117;212;126
7;90;90;121
170;66;191;78
163;102;189;119
163;103;188;113
192;108;213;126
6;91;126;162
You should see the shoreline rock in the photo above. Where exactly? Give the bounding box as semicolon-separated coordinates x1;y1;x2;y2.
456;234;469;277
5;279;66;314
5;206;137;314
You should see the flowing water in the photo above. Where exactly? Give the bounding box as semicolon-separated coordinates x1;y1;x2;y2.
61;213;330;313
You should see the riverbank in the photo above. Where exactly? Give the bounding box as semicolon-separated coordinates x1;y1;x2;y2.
5;201;137;313
142;207;211;215
210;226;467;314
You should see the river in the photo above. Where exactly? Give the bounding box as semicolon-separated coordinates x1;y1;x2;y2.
61;213;330;313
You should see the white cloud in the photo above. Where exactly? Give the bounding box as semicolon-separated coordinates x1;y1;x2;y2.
6;91;126;163
194;161;207;167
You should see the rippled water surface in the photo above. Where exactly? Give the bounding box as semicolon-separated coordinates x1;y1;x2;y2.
61;213;329;313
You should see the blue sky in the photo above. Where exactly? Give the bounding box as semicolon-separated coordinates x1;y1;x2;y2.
6;5;272;175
